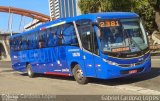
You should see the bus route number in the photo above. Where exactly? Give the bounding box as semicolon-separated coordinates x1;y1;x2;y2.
99;20;119;27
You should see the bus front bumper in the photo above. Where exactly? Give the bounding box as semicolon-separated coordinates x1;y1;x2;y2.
97;58;151;79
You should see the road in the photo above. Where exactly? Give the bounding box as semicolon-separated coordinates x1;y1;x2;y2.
0;58;160;95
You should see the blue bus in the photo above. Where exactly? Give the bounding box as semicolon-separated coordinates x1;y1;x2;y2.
10;12;151;84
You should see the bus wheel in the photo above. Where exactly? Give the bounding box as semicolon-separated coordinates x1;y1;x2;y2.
72;64;88;84
27;64;34;78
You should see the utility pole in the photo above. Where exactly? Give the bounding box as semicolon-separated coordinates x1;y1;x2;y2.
9;7;13;36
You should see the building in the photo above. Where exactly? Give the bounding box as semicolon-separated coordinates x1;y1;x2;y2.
48;0;81;19
0;33;17;61
24;19;44;31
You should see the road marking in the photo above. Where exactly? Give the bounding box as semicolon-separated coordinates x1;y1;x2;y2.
90;83;160;95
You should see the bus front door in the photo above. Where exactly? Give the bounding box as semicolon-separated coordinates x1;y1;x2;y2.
80;26;98;77
82;50;96;77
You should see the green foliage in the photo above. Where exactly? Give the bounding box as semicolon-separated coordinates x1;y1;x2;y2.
78;0;157;34
78;0;100;13
149;0;159;10
137;2;156;34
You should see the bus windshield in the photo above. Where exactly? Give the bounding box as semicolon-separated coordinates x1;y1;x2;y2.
99;19;148;53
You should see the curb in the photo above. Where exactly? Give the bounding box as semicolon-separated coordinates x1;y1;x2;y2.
90;83;160;95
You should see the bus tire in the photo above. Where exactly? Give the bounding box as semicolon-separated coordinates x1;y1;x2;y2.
72;64;88;84
27;64;34;78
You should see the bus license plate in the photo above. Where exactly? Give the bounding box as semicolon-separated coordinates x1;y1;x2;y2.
129;70;138;74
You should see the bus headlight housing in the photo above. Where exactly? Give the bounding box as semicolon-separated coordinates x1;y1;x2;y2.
103;58;119;66
103;55;150;68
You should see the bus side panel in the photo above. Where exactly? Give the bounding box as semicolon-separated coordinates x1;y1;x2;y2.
11;51;26;72
31;49;46;73
18;49;46;73
57;46;70;74
28;48;53;73
66;46;86;76
42;48;58;73
11;47;69;74
44;46;69;74
82;51;97;77
28;47;69;74
93;55;109;79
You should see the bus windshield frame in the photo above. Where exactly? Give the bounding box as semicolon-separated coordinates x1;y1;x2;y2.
98;18;149;58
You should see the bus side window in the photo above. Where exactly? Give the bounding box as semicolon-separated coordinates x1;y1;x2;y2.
10;39;12;51
30;34;33;49
35;32;39;48
62;23;78;46
56;26;63;46
28;34;31;49
15;38;18;51
22;35;27;50
10;39;14;51
15;37;19;51
13;38;16;51
47;27;58;47
47;28;52;47
32;33;38;49
18;36;22;51
39;30;47;48
23;35;29;50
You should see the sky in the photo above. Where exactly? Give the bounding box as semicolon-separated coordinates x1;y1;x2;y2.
0;0;49;32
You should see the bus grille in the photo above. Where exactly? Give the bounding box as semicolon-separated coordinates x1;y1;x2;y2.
118;60;145;68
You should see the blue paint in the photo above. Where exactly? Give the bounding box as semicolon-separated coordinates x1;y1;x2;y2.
10;12;151;79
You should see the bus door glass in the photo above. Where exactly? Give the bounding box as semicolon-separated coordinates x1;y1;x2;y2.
76;19;99;77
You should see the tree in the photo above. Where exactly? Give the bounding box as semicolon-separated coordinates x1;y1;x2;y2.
78;0;156;34
78;0;100;14
137;2;156;34
149;0;160;31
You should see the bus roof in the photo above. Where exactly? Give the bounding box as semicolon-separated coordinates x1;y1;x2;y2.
10;12;139;38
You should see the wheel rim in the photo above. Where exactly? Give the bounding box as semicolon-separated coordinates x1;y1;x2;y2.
27;66;32;76
76;69;84;80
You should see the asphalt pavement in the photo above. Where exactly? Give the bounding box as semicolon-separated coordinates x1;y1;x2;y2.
0;57;159;95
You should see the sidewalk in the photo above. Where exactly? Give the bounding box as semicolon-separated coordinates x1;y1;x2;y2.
151;56;160;60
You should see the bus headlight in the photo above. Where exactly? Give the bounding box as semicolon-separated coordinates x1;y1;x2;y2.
103;58;119;66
